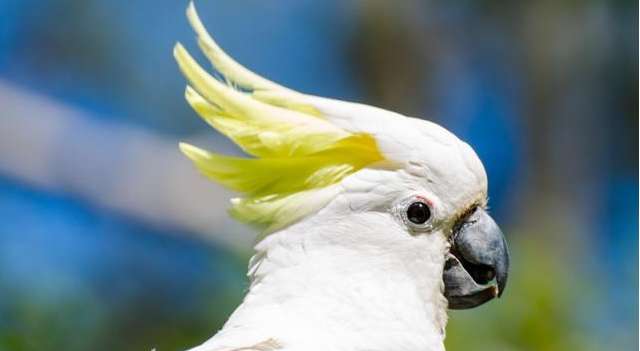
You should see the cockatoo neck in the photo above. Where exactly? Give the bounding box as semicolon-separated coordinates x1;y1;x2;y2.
209;209;450;351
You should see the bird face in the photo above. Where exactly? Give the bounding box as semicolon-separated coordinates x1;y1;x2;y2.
370;116;510;309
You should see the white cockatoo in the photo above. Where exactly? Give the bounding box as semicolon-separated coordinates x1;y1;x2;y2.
174;3;509;351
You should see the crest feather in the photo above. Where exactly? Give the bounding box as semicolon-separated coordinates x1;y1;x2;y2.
175;3;383;232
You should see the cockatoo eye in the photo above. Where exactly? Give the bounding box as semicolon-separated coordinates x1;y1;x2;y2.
407;202;431;224
394;197;436;232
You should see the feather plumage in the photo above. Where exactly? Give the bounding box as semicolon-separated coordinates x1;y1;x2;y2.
174;4;383;232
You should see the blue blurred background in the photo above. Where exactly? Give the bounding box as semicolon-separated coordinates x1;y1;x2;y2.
0;1;637;350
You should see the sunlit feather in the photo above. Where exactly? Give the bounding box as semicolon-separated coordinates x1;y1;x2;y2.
175;3;383;232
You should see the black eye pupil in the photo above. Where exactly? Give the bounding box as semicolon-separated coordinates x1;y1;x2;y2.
407;202;431;224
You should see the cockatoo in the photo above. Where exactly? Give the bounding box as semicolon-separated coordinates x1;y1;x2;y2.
174;3;509;351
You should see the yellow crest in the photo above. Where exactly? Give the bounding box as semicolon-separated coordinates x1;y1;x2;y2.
175;3;383;232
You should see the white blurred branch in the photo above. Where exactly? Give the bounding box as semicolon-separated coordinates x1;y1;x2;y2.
0;79;255;251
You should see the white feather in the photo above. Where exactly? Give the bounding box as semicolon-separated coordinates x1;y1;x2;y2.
177;4;490;351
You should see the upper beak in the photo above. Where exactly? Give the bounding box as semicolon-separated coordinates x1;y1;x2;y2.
443;207;510;309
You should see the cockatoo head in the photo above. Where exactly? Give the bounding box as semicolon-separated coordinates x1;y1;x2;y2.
175;2;509;313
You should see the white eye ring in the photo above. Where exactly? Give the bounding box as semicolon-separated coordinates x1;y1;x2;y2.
394;196;435;233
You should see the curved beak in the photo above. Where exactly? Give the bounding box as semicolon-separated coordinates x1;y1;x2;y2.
443;207;509;309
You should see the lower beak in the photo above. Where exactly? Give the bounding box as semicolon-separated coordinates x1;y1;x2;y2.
443;207;510;309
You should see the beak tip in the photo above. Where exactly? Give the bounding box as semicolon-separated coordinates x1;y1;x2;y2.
496;276;507;297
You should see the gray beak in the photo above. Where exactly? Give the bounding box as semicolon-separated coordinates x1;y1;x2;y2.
443;207;510;309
